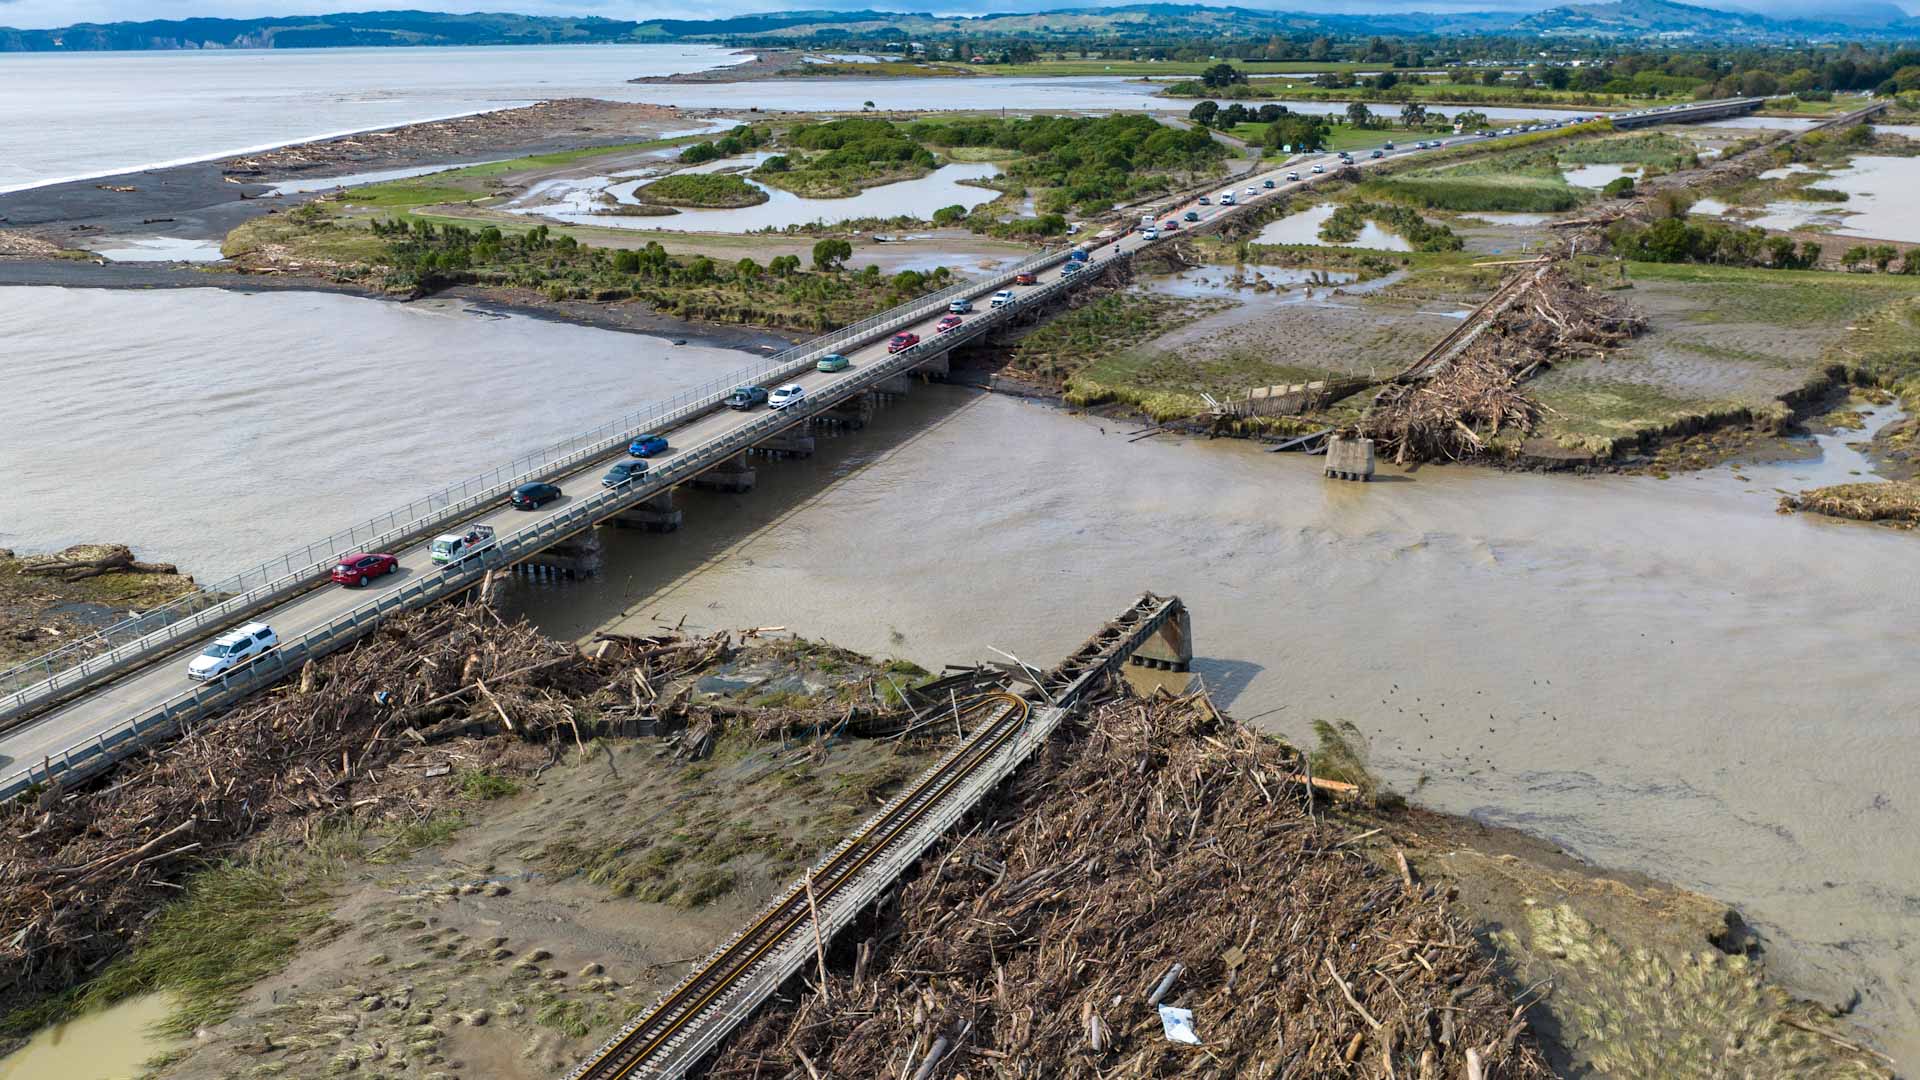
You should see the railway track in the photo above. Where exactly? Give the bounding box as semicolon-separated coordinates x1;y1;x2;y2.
567;690;1032;1080
1392;257;1552;384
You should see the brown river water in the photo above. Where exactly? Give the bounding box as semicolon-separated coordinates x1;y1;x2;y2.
509;385;1920;1063
2;286;1914;1064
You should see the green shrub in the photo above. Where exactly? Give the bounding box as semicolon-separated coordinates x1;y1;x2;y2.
634;173;767;208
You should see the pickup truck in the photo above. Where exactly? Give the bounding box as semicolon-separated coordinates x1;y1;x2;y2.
430;525;495;564
725;385;769;410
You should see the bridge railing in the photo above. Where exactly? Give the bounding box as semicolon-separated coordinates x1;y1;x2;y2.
0;245;1073;725
0;245;1110;801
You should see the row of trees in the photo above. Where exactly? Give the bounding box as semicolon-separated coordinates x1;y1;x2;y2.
906;114;1227;214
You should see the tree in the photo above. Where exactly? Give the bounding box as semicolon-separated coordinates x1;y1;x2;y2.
1544;65;1571;90
1188;100;1220;127
1265;114;1330;152
1200;62;1246;89
1308;36;1331;62
1346;101;1375;129
768;254;801;277
613;249;642;274
932;203;967;225
1602;176;1635;198
735;257;762;280
1450;67;1475;85
1480;69;1503;86
1743;70;1781;97
862;100;876;111
1454;109;1489;132
1373;71;1399;91
812;238;853;271
1399;102;1427;129
760;154;790;173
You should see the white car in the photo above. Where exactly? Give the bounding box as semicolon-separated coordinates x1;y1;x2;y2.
187;622;277;681
1219;192;1236;206
1244;186;1257;197
989;289;1016;308
769;384;806;410
1141;227;1159;241
1311;164;1325;174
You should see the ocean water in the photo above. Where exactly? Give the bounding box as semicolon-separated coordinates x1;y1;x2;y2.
0;44;743;191
0;45;1816;194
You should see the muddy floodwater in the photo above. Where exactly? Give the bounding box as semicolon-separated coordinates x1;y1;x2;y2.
1693;155;1920;243
509;385;1920;1061
0;287;762;577
0;992;181;1079
1255;204;1412;251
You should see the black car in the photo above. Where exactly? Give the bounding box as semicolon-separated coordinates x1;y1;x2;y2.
510;481;562;510
602;461;649;488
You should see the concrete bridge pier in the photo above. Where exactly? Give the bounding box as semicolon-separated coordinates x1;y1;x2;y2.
1324;435;1376;482
914;352;950;380
875;372;915;396
517;531;601;580
692;453;757;493
611;488;684;532
753;423;816;458
819;393;875;431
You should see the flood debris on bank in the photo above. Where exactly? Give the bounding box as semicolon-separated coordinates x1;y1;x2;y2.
1780;480;1920;528
703;689;1555;1079
1362;266;1645;464
0;543;196;669
0;599;947;1028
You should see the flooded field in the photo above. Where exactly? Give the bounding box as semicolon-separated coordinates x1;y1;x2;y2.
1693;154;1920;242
1561;162;1639;188
505;384;1919;1062
1255;203;1413;250
525;161;1004;233
0;287;763;577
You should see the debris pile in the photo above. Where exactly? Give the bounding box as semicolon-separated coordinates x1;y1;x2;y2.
10;543;183;582
1460;267;1643;372
0;603;740;1015
705;689;1551;1078
1366;352;1545;464
1364;268;1642;463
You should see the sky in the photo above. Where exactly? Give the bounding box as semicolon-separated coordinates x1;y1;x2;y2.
0;0;1897;30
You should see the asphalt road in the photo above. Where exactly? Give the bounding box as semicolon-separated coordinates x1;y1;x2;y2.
0;129;1476;784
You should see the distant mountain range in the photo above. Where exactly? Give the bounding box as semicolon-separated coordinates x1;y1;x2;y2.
4;0;1917;51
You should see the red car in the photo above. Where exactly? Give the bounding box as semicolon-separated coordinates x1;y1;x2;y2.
331;552;398;587
936;315;964;334
888;332;921;353
1014;271;1038;286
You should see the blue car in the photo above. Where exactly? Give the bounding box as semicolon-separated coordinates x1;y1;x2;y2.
627;434;669;457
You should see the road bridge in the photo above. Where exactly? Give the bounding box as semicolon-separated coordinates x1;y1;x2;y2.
0;125;1496;801
563;592;1189;1080
1609;96;1766;129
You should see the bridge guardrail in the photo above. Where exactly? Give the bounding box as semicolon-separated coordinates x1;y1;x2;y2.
0;244;1072;725
0;244;1103;799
